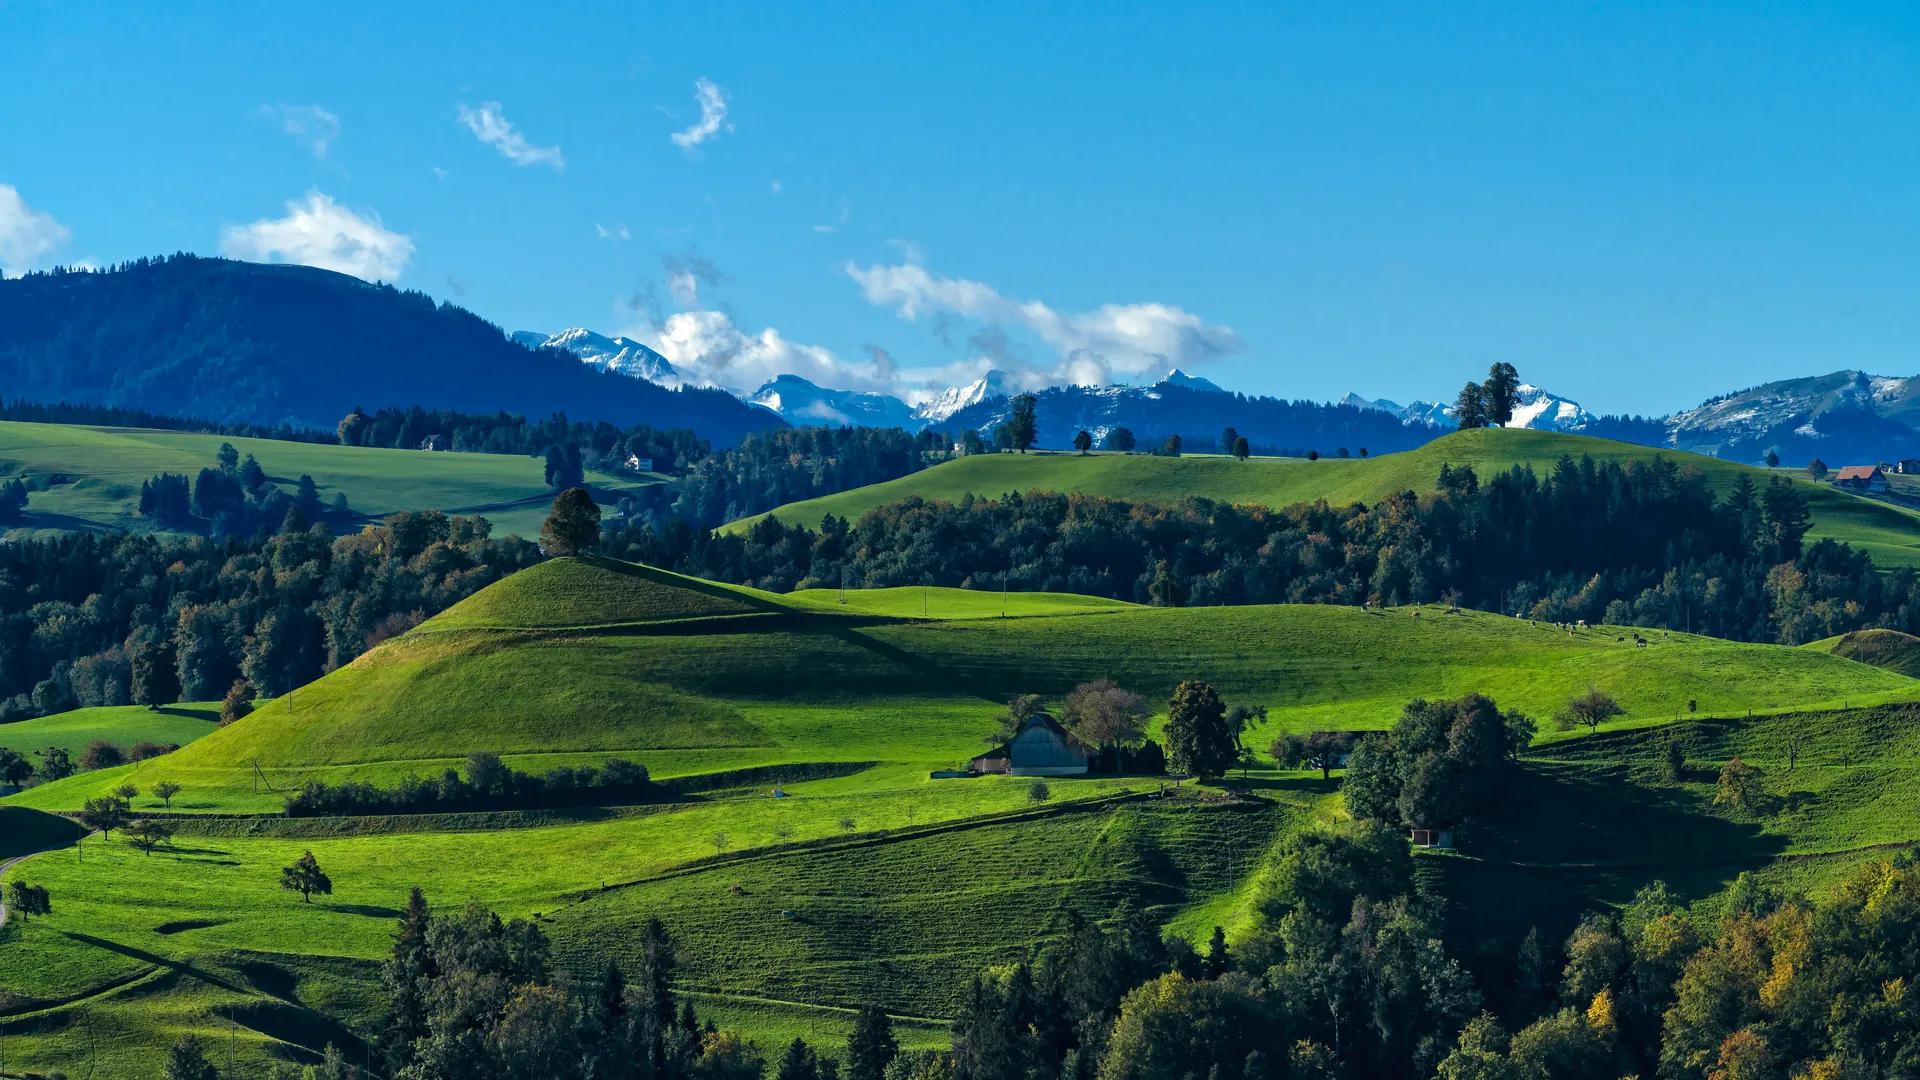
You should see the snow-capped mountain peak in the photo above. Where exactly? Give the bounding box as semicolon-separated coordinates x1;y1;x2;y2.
514;327;678;385
913;370;1010;423
1161;368;1227;394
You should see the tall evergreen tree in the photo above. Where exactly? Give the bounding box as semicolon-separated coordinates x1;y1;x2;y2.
1483;362;1521;427
540;487;602;556
846;1003;900;1080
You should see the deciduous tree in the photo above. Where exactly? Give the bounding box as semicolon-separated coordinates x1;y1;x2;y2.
281;850;334;903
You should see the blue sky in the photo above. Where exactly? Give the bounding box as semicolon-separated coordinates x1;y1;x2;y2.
4;1;1917;413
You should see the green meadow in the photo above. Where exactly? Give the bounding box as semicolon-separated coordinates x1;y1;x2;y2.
3;555;1919;1072
729;428;1920;568
0;703;219;760
0;420;661;538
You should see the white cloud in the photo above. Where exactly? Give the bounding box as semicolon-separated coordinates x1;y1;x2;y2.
846;258;1243;385
0;185;71;276
670;78;731;150
595;222;631;241
260;104;341;158
457;102;564;169
770;179;783;195
219;192;414;281
640;309;894;394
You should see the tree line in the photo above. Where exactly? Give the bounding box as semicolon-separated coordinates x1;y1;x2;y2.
284;752;657;816
597;453;1912;645
0;510;539;724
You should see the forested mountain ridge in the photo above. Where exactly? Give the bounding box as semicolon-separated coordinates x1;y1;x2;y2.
0;256;783;445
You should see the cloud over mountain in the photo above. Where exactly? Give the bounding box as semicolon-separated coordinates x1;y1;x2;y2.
846;257;1243;388
0;185;70;276
219;192;413;281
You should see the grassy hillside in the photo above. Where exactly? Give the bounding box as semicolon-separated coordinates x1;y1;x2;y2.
5;556;1918;1072
12;556;1909;816
1808;628;1920;677
0;420;661;538
729;428;1920;569
0;703;219;760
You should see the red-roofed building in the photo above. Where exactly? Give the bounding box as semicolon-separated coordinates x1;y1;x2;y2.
1833;465;1889;492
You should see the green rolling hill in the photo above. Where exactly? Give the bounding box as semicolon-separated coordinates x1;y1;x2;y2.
0;420;662;539
14;556;1910;815
728;428;1920;569
3;556;1918;1073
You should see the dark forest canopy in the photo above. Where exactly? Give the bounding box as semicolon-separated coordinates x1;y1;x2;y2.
0;511;538;726
0;255;780;443
605;454;1911;646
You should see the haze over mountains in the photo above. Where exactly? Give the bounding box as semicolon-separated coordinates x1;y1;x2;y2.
7;256;1920;466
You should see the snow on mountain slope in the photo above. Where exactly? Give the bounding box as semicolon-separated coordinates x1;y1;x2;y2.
1349;383;1592;431
1163;368;1227;394
748;374;920;429
913;370;1010;423
515;328;679;385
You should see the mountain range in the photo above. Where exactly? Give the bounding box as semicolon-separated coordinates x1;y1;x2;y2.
0;257;782;444
8;258;1920;467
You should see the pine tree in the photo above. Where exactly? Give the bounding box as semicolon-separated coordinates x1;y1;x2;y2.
845;1003;899;1080
778;1037;821;1080
1204;925;1231;978
1454;382;1488;429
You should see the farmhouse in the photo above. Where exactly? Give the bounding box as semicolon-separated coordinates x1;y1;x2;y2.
624;454;655;472
1898;460;1920;475
1408;826;1455;849
970;714;1090;776
1832;465;1889;492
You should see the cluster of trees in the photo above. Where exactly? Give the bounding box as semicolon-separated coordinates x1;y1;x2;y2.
334;405;712;474
1453;363;1523;429
0;740;179;787
939;820;1920;1080
0;396;336;443
661;426;957;530
1003;679;1257;779
137;441;354;538
1342;694;1535;830
0;509;539;723
600;454;1906;646
284;753;655;816
354;890;904;1080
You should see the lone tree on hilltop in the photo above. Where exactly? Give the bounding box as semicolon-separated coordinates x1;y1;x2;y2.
1061;679;1150;771
1104;427;1136;452
1806;458;1829;481
1004;393;1038;453
1233;436;1251;461
1454;382;1488;429
1073;429;1093;454
1165;680;1236;779
281;850;334;903
1764;449;1780;468
541;487;602;556
1483;362;1521;427
1556;686;1624;734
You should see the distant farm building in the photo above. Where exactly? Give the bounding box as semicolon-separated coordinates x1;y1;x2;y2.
1833;465;1889;492
624;454;655;472
1897;460;1920;475
1408;826;1455;849
419;434;447;451
970;714;1090;776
